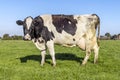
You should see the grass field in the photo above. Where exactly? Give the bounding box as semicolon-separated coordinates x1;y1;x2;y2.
0;40;120;80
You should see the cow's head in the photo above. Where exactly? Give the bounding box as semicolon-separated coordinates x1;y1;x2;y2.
16;16;34;40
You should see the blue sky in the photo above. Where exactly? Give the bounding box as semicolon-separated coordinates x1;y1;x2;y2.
0;0;120;37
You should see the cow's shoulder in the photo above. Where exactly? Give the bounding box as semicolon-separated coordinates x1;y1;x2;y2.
41;27;55;42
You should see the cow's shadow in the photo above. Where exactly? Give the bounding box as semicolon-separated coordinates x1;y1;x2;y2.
18;53;84;65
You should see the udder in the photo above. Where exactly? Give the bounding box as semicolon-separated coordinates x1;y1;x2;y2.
77;38;86;50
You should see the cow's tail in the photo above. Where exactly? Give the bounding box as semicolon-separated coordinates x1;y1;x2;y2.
96;15;100;46
97;20;100;46
92;14;100;46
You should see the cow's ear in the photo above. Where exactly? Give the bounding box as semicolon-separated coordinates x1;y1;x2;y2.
16;20;24;25
33;16;43;26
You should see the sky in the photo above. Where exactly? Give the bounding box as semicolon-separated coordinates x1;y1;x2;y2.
0;0;120;37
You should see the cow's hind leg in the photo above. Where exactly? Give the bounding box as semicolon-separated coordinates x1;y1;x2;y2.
82;48;91;65
93;43;99;64
82;40;91;65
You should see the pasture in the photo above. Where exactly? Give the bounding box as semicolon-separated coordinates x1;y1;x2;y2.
0;40;120;80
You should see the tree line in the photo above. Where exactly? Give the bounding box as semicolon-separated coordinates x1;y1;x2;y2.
0;33;120;40
0;34;22;40
100;33;120;40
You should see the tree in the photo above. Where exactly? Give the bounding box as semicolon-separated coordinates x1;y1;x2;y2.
2;34;23;40
105;32;111;39
2;34;11;40
11;35;22;40
105;32;111;37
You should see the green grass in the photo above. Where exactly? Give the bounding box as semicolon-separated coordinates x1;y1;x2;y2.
0;40;120;80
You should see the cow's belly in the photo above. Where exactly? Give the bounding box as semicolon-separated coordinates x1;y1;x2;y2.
54;35;76;47
54;36;86;50
53;30;86;49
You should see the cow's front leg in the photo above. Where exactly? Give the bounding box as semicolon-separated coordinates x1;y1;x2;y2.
33;39;46;66
46;40;56;67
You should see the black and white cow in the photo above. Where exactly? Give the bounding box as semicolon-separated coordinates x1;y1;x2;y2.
16;14;100;66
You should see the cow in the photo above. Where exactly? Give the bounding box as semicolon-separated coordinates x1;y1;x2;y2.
16;14;100;66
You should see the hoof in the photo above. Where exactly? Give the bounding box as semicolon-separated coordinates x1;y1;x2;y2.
52;63;56;67
41;64;44;66
81;63;86;66
94;61;98;64
81;61;86;66
41;62;45;66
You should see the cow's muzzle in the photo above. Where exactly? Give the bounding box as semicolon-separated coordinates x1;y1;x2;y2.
23;34;31;41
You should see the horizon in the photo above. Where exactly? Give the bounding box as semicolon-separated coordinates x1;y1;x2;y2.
0;0;120;37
